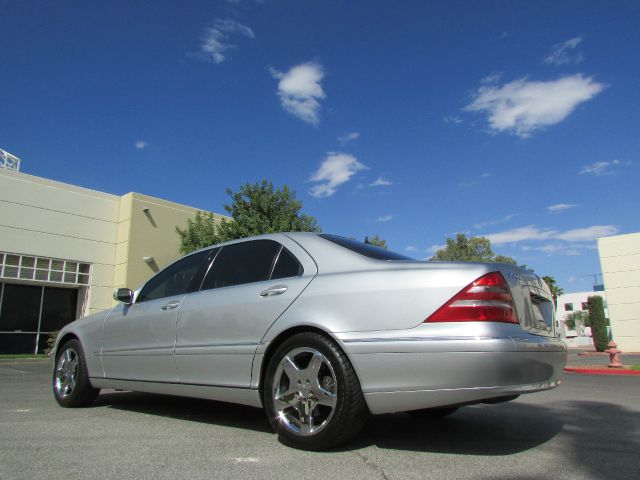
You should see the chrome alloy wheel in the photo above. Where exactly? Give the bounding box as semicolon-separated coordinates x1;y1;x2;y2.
55;347;79;399
272;347;338;436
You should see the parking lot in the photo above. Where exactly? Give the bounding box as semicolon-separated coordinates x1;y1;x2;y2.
1;358;638;480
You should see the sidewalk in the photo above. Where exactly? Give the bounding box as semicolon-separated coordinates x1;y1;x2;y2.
565;347;640;375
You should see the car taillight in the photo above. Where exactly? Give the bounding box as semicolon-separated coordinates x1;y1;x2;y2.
425;271;519;324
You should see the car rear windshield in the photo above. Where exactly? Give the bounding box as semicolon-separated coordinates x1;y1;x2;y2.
319;234;412;261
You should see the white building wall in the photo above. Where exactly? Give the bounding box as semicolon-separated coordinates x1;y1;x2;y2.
598;232;640;351
555;291;607;346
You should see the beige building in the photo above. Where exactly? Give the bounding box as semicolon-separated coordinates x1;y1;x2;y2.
0;166;225;354
598;232;640;351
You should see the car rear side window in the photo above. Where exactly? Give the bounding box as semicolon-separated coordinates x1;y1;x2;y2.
319;234;412;260
271;247;303;279
201;240;281;290
138;249;210;302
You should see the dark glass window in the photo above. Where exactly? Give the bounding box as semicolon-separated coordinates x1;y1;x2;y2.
138;250;210;302
564;303;574;312
271;248;303;279
40;287;78;332
581;302;588;310
319;234;412;261
0;284;41;332
201;240;281;290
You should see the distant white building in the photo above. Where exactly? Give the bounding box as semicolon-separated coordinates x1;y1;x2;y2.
556;291;607;347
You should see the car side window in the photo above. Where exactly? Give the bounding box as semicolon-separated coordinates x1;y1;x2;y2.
201;240;282;290
137;250;211;302
271;247;303;279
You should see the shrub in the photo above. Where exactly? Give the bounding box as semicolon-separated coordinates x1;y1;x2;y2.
587;296;608;351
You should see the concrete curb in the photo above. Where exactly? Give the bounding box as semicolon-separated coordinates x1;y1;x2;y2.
564;366;640;376
577;351;640;356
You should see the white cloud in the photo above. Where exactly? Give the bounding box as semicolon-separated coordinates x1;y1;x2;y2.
530;243;584;256
465;74;604;137
134;140;148;150
547;203;579;213
270;62;325;125
544;37;584;66
486;224;618;245
555;225;619;242
405;245;421;253
579;159;621;176
428;244;445;254
377;215;393;222
338;132;359;145
201;19;254;64
481;72;503;84
443;115;462;124
486;226;555;244
370;177;392;187
309;152;366;197
474;213;519;230
459;172;491;187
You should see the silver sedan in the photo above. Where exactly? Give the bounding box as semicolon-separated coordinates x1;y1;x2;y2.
52;233;567;450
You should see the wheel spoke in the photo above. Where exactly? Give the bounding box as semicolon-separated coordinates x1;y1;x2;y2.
282;355;301;383
304;353;323;382
315;387;337;408
274;386;297;410
298;402;312;434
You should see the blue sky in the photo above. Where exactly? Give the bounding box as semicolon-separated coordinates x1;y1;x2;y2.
2;0;639;292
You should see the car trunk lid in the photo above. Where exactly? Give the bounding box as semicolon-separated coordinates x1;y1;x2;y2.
501;268;557;337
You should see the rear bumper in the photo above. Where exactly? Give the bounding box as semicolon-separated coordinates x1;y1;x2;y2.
339;328;567;414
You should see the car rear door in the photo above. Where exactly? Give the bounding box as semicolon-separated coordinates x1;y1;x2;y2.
175;237;317;388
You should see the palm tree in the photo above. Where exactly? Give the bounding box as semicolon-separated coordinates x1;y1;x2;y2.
542;276;564;309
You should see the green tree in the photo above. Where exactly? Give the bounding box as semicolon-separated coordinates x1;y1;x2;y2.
430;233;516;264
365;235;388;249
176;180;320;254
175;211;221;255
587;295;609;351
542;276;564;309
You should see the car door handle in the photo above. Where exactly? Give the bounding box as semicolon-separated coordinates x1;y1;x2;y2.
260;285;288;297
160;301;181;310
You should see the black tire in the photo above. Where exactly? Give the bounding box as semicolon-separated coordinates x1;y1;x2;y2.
407;406;459;419
264;332;368;450
52;339;99;407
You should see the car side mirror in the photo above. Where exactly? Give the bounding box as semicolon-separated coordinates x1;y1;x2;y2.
113;288;133;305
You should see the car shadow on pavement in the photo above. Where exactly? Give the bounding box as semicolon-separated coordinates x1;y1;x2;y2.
96;390;272;433
341;402;563;455
95;390;640;479
344;399;640;478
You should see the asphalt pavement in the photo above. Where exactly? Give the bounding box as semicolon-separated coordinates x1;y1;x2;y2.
1;359;638;480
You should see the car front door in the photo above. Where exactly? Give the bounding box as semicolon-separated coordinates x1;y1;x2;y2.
101;249;211;382
175;237;317;388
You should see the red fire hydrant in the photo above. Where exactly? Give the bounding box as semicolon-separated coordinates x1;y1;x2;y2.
606;341;623;368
